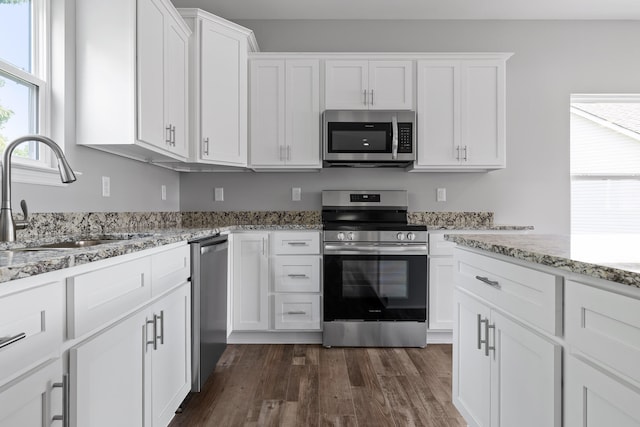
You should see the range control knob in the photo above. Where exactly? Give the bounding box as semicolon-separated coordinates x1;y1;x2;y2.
407;232;416;241
337;232;345;241
396;232;405;241
347;232;355;241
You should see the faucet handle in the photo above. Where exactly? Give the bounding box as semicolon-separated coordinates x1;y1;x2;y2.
15;199;29;230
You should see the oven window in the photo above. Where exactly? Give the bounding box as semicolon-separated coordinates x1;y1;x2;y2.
342;260;408;299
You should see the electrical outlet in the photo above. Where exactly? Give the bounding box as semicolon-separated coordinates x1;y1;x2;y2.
102;176;110;197
292;187;301;201
161;185;167;201
214;187;224;202
436;188;446;202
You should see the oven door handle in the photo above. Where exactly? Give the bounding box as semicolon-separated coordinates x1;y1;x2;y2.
324;244;427;255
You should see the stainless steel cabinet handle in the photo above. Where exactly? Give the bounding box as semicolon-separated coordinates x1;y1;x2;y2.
463;145;468;161
370;89;374;105
165;125;172;144
456;145;461;160
52;374;69;427
0;332;26;349
287;241;308;246
286;145;291;161
363;89;368;105
486;322;496;357
287;274;308;278
286;311;306;315
477;315;488;351
279;145;285;161
171;126;176;146
203;137;210;156
146;318;157;351
156;311;164;346
475;275;501;289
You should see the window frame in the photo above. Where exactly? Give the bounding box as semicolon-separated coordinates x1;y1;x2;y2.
0;0;67;186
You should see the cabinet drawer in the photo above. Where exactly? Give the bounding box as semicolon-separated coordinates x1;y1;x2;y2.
272;231;320;255
454;249;562;335
0;282;64;385
151;243;190;296
566;280;640;385
273;294;321;330
273;256;320;292
67;257;152;338
429;233;456;256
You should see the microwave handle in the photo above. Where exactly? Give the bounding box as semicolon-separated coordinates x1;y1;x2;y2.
391;115;399;159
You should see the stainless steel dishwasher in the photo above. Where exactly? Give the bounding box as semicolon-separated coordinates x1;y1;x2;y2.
189;233;228;392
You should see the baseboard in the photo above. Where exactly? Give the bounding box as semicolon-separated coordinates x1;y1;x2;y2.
427;329;453;344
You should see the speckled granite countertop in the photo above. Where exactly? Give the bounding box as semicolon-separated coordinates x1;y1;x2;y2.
0;225;321;284
446;234;640;289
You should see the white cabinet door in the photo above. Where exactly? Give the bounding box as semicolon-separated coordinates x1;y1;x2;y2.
137;0;166;150
428;256;455;330
461;60;505;167
285;59;321;166
71;311;147;427
250;60;286;166
416;60;461;166
490;311;561;427
150;283;191;427
0;359;63;427
232;233;269;331
566;355;640;427
453;290;491;427
164;15;189;158
325;60;369;109
368;60;413;110
199;19;248;166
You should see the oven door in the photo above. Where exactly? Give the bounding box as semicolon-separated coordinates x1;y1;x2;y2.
323;244;427;321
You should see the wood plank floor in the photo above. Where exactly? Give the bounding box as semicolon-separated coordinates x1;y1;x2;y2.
169;344;466;427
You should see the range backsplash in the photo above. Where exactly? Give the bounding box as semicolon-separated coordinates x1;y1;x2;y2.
16;210;495;238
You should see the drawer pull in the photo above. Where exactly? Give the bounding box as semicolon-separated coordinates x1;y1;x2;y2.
286;311;307;315
52;374;70;427
287;274;308;278
0;332;26;349
287;242;309;246
475;275;501;289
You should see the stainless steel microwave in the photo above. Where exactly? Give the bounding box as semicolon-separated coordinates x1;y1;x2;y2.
323;110;416;167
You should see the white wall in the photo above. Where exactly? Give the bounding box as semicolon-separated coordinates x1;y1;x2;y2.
9;0;181;214
178;19;640;233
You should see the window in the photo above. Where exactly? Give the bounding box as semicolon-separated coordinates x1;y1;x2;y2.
570;94;640;261
0;0;49;164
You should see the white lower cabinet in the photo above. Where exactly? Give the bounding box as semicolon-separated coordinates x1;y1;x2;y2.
566;355;640;427
230;231;322;338
71;282;190;427
453;290;561;427
231;233;270;331
0;359;64;427
564;279;640;425
428;256;455;330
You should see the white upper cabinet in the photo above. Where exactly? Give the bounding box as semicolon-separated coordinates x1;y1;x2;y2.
325;60;413;110
250;58;321;169
414;55;510;171
179;9;258;167
76;0;190;163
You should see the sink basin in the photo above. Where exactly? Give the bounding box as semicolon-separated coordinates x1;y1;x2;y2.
8;239;124;251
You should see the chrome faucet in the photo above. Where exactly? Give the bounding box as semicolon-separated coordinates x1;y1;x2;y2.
0;135;77;242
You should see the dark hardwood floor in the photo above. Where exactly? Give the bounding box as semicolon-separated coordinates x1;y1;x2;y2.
169;344;466;427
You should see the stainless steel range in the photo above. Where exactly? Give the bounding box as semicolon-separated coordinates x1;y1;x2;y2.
322;190;427;348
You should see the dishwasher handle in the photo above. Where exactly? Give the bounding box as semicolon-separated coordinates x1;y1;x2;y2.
201;241;228;255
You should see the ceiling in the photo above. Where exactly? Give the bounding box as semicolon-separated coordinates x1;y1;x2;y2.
171;0;640;20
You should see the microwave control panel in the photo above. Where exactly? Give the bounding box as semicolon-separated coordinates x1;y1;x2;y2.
398;123;413;153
